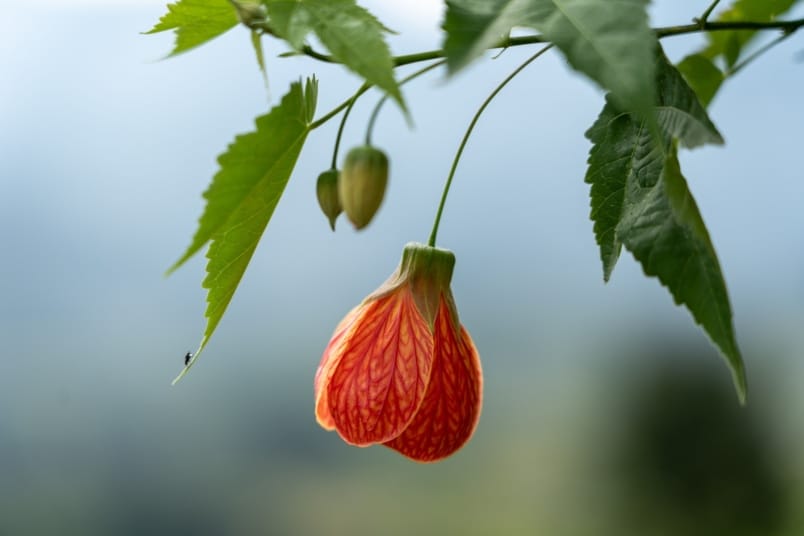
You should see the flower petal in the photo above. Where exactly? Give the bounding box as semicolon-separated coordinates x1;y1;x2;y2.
315;306;362;430
384;298;483;462
326;289;434;446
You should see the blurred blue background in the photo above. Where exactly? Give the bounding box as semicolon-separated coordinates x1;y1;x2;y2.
1;1;804;533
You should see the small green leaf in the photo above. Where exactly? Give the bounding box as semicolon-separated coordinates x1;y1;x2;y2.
171;78;318;383
443;0;657;117
265;0;404;109
146;0;239;56
619;151;746;403
678;0;800;108
676;54;724;108
586;49;722;279
702;0;798;67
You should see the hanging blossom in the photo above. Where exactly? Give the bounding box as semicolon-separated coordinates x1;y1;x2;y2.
314;243;483;462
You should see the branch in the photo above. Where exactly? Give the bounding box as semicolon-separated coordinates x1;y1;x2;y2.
655;18;804;38
286;16;804;67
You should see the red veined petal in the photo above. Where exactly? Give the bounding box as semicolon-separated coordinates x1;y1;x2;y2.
384;298;483;462
315;306;362;430
326;289;434;446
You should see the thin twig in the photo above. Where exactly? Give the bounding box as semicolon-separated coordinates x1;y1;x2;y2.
727;31;794;77
698;0;722;27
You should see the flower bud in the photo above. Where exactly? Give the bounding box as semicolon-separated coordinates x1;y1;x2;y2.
339;145;389;230
316;169;341;231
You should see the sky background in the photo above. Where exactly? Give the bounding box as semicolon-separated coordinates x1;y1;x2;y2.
2;1;804;534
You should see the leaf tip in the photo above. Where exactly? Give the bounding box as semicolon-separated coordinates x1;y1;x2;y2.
731;356;748;406
171;342;205;385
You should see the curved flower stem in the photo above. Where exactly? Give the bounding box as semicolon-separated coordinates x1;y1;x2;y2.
330;86;364;169
365;59;446;146
427;44;554;248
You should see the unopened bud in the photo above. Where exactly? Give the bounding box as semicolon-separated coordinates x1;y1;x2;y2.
316;169;342;231
339;145;389;230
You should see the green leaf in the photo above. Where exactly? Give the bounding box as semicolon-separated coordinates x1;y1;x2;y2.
171;78;318;383
586;49;722;279
264;0;403;109
676;0;801;108
676;54;724;108
146;0;239;56
702;0;798;68
620;151;746;403
443;0;537;72
585;49;744;402
586;107;662;281
443;0;657;116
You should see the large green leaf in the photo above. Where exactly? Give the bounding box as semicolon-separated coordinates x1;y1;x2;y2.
443;0;657;116
619;151;746;403
171;78;318;383
264;0;403;109
586;107;662;281
146;0;239;56
585;50;744;401
586;50;722;280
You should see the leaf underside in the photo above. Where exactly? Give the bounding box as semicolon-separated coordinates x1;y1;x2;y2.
265;0;404;109
443;0;657;117
146;0;239;56
171;78;318;383
585;49;745;402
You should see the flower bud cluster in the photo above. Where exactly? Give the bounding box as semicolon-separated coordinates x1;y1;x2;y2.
315;145;388;231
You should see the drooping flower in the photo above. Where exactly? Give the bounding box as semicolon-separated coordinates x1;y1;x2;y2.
314;243;482;462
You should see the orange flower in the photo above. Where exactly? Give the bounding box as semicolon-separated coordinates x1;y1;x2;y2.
315;243;483;462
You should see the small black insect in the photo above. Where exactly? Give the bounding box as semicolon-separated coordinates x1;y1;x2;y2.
184;352;192;366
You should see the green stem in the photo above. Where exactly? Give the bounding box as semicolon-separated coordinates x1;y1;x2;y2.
304;16;804;132
292;18;804;67
331;87;362;169
656;18;804;38
727;31;793;77
427;45;554;248
365;60;446;146
310;83;370;131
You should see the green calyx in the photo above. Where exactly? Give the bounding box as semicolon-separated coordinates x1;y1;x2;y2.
399;242;455;289
232;0;267;27
373;242;457;328
316;169;342;230
339;145;389;230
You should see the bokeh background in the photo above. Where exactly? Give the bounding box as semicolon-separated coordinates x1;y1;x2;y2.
2;1;804;534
